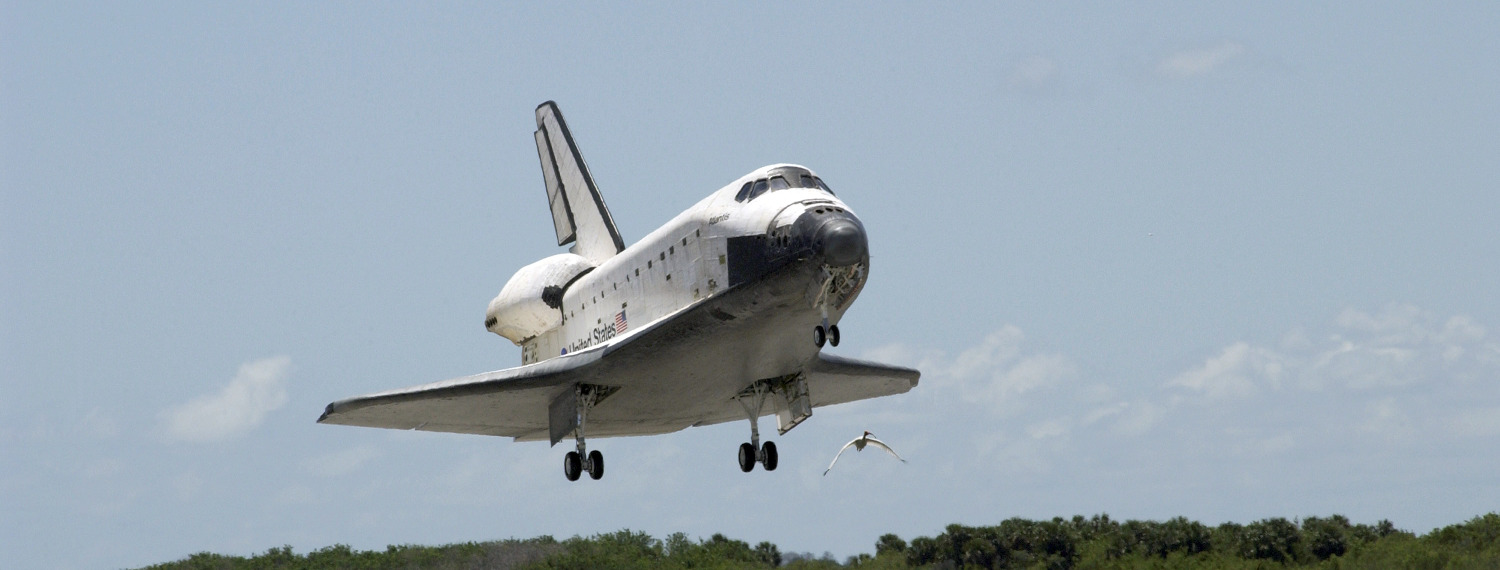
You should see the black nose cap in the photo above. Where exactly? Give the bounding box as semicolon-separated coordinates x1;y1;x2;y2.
818;219;867;267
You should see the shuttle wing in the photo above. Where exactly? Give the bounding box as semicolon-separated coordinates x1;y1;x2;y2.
534;101;625;264
316;351;599;440
804;353;922;409
318;301;919;442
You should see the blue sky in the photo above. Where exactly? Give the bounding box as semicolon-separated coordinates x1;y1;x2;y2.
4;3;1499;568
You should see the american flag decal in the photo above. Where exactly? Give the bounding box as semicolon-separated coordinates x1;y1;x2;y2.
614;309;628;334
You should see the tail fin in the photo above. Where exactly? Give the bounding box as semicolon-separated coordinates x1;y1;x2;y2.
534;101;625;264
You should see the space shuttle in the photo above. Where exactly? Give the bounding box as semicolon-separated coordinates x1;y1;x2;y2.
318;102;919;481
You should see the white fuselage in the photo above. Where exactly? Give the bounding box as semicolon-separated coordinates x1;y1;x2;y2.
488;164;866;371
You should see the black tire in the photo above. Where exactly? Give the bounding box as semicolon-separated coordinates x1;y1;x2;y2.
829;325;841;347
564;452;582;481
587;450;604;480
761;441;778;471
814;326;826;348
738;442;756;472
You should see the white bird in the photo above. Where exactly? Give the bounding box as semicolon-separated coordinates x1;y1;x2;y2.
823;431;906;475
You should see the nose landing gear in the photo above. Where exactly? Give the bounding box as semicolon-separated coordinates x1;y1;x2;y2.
814;324;840;348
810;263;863;348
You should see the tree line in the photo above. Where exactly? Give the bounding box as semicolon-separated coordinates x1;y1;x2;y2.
139;512;1500;569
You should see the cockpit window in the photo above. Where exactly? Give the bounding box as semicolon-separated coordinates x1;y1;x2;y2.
747;179;770;201
735;167;834;202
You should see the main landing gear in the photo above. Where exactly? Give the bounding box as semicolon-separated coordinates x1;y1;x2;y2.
558;384;614;481
739;441;777;472
734;381;780;472
564;448;603;481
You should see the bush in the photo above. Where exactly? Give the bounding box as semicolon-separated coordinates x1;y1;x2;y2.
875;533;907;557
1301;515;1352;560
136;514;1500;570
1240;518;1302;563
905;536;940;567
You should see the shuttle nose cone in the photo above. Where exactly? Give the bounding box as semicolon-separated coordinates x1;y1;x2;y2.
818;219;867;267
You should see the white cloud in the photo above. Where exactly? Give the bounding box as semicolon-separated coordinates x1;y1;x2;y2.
1442;315;1488;346
943;328;1078;413
948;326;1025;381
1159;304;1500;455
161;356;290;442
1081;402;1127;427
1304;341;1421;389
1311;305;1494;389
1025;417;1070;440
1167;342;1282;399
859;341;942;373
998;354;1077;397
854;325;1092;472
839;307;1500;507
1110;401;1163;436
1171;305;1499;397
1335;304;1424;336
1156;41;1245;79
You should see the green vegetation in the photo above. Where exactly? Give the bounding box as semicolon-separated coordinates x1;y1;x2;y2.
139;513;1500;569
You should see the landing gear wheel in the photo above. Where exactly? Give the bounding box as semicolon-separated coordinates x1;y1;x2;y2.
814;325;827;348
738;442;756;472
564;451;582;481
587;450;604;480
761;441;778;471
829;325;841;347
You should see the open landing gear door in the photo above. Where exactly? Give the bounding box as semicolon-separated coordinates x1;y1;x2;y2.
548;387;579;447
549;384;618;446
772;375;812;435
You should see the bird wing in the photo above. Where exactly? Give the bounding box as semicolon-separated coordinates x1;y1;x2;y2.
822;438;861;476
865;437;907;463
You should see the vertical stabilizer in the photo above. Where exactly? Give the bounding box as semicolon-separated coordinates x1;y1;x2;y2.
534;102;625;264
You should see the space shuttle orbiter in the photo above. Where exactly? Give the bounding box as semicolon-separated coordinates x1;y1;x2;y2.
319;102;919;481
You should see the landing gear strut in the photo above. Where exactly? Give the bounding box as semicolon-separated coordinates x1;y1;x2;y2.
811;264;860;349
558;384;612;481
735;381;780;472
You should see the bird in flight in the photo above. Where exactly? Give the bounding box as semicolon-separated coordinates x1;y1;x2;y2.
824;431;906;475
